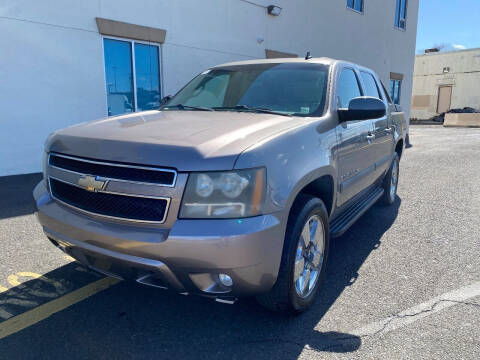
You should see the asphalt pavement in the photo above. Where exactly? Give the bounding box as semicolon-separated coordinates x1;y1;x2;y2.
0;125;479;359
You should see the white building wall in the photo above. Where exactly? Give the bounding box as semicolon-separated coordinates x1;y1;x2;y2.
0;0;418;176
411;49;480;120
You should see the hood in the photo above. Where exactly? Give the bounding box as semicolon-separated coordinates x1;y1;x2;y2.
47;110;307;171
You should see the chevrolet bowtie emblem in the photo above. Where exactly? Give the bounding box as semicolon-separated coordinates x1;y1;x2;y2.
78;175;107;192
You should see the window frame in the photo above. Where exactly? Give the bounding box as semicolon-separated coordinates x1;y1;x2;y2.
394;0;408;30
359;70;383;100
335;67;364;110
346;0;364;14
101;35;163;116
380;80;393;104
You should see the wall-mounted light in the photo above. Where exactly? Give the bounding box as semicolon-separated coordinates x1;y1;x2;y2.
267;5;282;16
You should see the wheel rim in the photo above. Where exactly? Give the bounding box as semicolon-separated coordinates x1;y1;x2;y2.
390;159;399;201
294;214;325;298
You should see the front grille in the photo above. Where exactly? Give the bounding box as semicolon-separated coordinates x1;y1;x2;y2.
49;153;176;186
50;178;168;222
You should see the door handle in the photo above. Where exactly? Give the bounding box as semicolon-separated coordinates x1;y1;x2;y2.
366;133;376;141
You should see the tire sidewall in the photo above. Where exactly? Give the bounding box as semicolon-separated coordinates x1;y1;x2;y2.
386;153;400;204
286;198;330;312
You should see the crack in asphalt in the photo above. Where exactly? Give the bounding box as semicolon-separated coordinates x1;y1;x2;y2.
351;294;480;341
366;299;463;338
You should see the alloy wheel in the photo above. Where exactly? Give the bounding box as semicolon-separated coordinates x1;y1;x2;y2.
294;214;325;298
390;158;399;202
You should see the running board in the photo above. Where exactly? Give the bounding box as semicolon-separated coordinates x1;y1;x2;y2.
330;187;384;238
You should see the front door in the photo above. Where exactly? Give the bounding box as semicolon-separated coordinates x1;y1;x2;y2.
336;121;376;207
335;68;377;208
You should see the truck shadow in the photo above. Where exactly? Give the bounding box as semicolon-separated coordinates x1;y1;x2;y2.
0;173;42;219
0;198;401;359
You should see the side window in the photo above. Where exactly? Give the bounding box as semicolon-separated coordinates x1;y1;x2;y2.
347;0;364;13
103;38;161;116
390;79;402;105
104;39;134;116
360;72;381;99
395;0;408;30
337;68;362;108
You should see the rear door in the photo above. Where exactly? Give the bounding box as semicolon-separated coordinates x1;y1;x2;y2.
335;67;377;208
359;71;394;177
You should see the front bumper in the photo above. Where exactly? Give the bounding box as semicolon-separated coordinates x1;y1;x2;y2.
34;181;285;297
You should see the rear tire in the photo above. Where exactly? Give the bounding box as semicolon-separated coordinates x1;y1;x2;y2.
381;152;399;205
256;194;330;314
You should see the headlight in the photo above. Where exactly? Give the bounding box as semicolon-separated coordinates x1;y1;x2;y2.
180;168;266;218
196;174;214;197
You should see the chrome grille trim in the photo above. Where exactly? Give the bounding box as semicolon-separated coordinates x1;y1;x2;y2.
48;152;177;187
48;166;173;194
49;176;171;200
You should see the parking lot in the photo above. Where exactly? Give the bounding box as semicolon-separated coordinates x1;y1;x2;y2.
0;125;479;359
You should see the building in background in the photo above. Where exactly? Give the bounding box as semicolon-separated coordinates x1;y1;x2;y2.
0;0;418;176
411;48;480;120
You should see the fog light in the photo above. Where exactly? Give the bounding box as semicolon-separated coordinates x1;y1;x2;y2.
218;274;233;287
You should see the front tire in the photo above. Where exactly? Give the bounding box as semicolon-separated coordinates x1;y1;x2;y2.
256;195;330;314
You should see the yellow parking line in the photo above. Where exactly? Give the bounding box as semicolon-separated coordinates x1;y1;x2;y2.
0;277;120;340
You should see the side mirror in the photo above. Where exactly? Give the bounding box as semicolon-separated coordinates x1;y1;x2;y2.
338;97;386;121
160;95;172;106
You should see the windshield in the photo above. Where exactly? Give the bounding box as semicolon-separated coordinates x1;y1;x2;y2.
163;63;329;116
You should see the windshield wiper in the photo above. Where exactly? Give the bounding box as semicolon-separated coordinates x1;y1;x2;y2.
162;104;213;111
212;105;291;117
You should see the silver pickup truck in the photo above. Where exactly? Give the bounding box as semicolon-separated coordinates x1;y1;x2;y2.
34;57;406;313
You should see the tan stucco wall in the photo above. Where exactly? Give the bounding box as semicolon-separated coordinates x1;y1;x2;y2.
411;48;480;120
